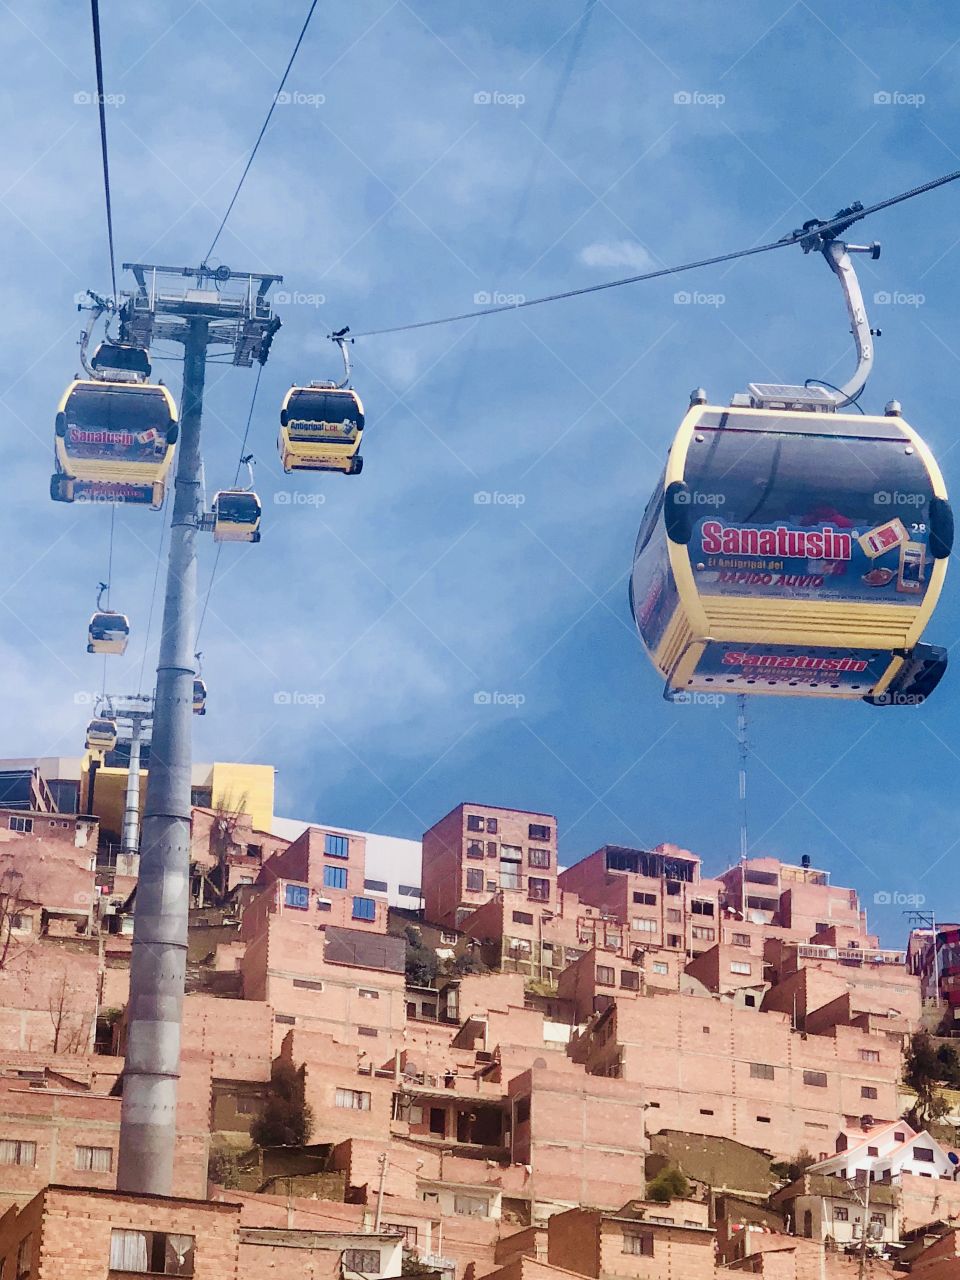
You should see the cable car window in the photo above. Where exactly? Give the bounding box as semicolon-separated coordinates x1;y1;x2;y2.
63;387;172;461
216;494;259;522
683;414;936;607
285;390;363;436
634;470;665;558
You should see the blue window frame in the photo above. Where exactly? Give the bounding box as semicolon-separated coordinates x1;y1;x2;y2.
324;834;349;859
323;866;347;890
352;896;376;921
284;883;309;910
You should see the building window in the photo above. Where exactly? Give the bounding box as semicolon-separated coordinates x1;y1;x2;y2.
8;816;32;834
913;1146;935;1162
440;930;459;944
596;965;615;987
859;1049;880;1063
284;883;310;909
730;961;752;975
528;877;550;902
666;908;682;923
620;970;640;991
344;1250;379;1272
466;841;485;859
385;1224;418;1246
399;884;422;898
352;896;376;921
358;1026;378;1038
691;900;714;916
75;1145;113;1172
290;978;322;993
466;815;484;832
835;1207;849;1222
109;1229;195;1275
528;823;551;841
632;918;657;933
324;833;350;858
486;842;498;858
323;865;347;890
732;932;751;947
652;962;669;975
634;891;656;906
363;879;388;893
15;1235;32;1280
500;847;522;890
867;1146;879;1157
465;869;484;892
803;1071;828;1088
358;988;379;1000
335;1089;371;1111
512;911;534;925
757;1116;771;1123
529;847;551;869
0;1140;35;1167
274;1014;296;1025
894;1131;906;1142
744;995;756;1007
454;1195;489;1217
861;1086;878;1099
667;934;682;948
691;925;715;941
623;1230;654;1253
750;1063;775;1080
666;881;681;896
700;1108;714;1115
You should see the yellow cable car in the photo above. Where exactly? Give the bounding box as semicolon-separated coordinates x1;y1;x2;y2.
193;678;207;716
88;610;129;655
85;716;118;752
279;329;364;475
211;457;261;542
51;380;178;509
630;225;952;706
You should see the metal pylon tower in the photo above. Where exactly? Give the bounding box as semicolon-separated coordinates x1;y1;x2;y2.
113;263;281;1195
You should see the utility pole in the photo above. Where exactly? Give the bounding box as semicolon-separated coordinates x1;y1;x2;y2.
115;264;280;1195
374;1152;388;1231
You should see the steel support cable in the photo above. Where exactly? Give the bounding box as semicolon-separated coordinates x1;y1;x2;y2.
89;0;119;303
203;0;320;263
350;168;960;339
195;364;264;646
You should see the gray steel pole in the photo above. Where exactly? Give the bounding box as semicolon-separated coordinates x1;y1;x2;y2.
120;716;143;856
117;318;208;1194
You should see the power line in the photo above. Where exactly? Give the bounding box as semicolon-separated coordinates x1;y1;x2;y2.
203;0;320;264
89;0;118;303
350;168;960;339
196;365;264;646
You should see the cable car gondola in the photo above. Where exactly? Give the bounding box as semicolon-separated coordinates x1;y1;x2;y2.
279;329;364;475
212;456;262;543
630;220;952;706
51;380;179;509
90;340;152;379
193;654;207;716
87;583;129;655
85;716;118;753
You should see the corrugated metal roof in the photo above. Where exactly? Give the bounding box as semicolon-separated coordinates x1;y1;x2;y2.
324;925;405;973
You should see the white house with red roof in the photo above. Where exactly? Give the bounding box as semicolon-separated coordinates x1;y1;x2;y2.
809;1120;957;1183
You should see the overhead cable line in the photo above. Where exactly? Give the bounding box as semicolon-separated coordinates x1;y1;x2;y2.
195;364;264;647
350;168;960;339
203;0;320;264
89;0;119;304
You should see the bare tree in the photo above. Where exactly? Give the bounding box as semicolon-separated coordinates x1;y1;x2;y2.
48;966;91;1054
0;864;31;971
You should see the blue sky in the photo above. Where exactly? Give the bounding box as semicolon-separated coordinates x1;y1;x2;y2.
2;0;959;944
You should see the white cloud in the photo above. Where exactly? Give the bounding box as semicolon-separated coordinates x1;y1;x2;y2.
577;240;655;271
